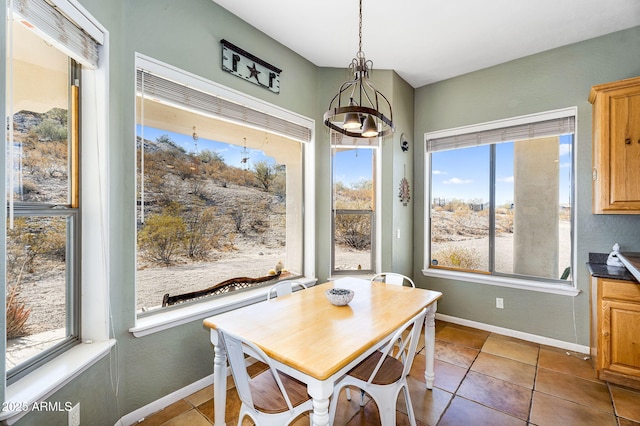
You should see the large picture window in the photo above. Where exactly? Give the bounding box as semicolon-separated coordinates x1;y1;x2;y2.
136;58;311;314
425;109;576;290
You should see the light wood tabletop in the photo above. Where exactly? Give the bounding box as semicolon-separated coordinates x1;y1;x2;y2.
204;276;442;426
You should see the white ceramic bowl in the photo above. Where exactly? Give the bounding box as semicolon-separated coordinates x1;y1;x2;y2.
325;288;354;306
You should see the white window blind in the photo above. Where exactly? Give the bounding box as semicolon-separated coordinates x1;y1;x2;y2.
11;0;101;69
427;116;575;153
330;131;380;148
136;69;312;144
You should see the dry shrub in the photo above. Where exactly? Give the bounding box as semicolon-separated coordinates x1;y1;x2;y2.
433;245;481;270
6;285;31;339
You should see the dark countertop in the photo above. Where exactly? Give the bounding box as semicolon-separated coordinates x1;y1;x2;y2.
587;252;638;283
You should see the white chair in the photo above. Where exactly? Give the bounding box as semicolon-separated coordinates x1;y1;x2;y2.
267;280;307;300
329;308;427;426
218;327;314;426
345;272;416;404
370;272;415;287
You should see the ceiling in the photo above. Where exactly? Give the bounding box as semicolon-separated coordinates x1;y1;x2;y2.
211;0;640;88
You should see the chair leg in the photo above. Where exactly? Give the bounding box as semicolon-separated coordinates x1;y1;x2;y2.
402;384;417;426
345;387;351;401
359;389;365;407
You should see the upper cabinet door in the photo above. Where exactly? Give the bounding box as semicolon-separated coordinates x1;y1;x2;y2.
590;76;640;214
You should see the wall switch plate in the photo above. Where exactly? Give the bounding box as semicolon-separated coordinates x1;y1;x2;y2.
496;298;504;309
69;403;80;426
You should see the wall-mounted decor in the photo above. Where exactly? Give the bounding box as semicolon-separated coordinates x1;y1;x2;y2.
400;133;409;152
399;165;411;206
221;39;281;93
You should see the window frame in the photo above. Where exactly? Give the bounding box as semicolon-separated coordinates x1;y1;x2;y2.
423;108;580;296
329;138;381;276
132;53;316;327
5;22;83;385
2;0;111;421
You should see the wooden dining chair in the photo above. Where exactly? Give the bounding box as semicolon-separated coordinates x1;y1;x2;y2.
218;327;314;426
370;272;415;287
267;280;307;300
329;308;427;426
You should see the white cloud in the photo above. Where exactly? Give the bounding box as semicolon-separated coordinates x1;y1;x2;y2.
443;177;472;185
498;176;514;183
559;144;572;157
432;170;447;175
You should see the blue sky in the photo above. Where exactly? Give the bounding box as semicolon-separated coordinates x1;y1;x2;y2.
139;126;572;204
332;147;374;187
431;135;573;206
138;125;273;169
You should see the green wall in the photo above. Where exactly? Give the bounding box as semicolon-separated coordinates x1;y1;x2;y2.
413;26;640;345
7;0;640;424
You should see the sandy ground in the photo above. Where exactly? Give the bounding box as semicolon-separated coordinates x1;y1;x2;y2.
11;221;571;344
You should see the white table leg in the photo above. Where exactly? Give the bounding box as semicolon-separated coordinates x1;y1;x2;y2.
212;332;227;426
307;380;333;426
424;301;437;389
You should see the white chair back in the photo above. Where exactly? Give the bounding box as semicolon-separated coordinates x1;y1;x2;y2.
371;272;415;287
267;281;307;300
222;329;299;411
367;308;426;384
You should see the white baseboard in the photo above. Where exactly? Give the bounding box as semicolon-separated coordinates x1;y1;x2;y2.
436;313;590;354
116;374;214;426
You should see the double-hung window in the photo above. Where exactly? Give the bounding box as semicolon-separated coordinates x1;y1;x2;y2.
4;0;107;390
424;109;577;293
331;133;379;275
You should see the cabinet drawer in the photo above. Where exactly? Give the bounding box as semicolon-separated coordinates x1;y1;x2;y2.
601;279;640;302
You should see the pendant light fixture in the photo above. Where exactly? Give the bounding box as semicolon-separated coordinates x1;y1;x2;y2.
323;0;395;139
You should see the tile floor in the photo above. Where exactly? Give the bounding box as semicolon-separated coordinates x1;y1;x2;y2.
137;320;640;425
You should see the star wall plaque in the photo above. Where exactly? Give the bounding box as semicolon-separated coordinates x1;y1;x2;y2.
221;39;282;94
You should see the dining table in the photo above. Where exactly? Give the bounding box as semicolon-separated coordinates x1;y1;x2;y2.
203;276;442;426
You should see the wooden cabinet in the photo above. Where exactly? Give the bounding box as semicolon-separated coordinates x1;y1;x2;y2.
589;76;640;214
591;277;640;389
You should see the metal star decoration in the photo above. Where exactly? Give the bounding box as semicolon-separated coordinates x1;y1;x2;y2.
247;63;261;82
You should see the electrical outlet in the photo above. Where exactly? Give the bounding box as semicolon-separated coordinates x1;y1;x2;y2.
69;403;80;426
496;298;504;309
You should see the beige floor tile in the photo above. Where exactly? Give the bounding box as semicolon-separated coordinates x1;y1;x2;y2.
471;352;536;389
447;323;491;340
618;418;640;426
184;384;214;407
409;350;468;394
481;334;539;365
610;384;640;422
400;376;453;425
330;386;371;425
538;346;598;381
530;391;617;426
438;396;526;426
163;408;212;426
436;325;489;349
535;367;613;413
457;370;532;420
434;359;468;393
197;386;242;424
137;400;193;425
435;339;479;369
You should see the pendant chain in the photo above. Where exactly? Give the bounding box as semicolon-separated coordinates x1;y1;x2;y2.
358;0;363;53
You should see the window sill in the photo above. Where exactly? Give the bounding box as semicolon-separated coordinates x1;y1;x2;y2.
130;278;317;338
1;339;115;425
422;268;580;296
